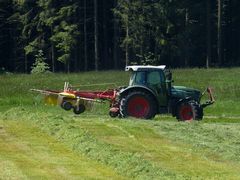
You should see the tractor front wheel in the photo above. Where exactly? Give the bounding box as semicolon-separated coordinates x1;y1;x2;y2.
120;91;156;119
176;101;203;121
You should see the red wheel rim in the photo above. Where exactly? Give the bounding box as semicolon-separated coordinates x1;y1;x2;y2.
127;96;150;118
179;105;193;121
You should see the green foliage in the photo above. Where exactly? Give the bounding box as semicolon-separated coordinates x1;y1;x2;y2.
13;0;80;69
1;0;240;73
31;50;50;74
135;52;159;65
114;1;167;65
51;22;79;64
114;0;209;66
24;39;38;55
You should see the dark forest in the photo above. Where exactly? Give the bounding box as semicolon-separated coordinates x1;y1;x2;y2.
0;0;239;73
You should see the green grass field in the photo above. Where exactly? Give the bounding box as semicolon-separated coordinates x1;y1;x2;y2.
0;68;240;179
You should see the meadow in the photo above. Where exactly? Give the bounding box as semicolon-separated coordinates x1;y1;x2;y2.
0;68;240;179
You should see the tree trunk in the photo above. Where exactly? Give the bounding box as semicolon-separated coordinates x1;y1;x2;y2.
113;0;119;69
103;0;109;69
84;0;88;71
217;0;223;66
206;0;211;68
67;60;70;74
24;54;28;73
94;0;99;71
51;44;55;72
184;8;189;67
11;29;17;72
125;22;129;66
74;9;79;72
51;26;55;72
227;0;233;65
74;47;78;72
239;33;240;64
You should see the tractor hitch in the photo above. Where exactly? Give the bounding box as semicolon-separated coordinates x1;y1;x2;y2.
201;87;215;108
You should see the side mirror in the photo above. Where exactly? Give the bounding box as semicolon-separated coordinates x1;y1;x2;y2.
168;72;172;80
164;69;172;81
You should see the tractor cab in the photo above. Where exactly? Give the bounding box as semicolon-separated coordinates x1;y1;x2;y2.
124;65;171;108
127;65;171;86
127;65;165;82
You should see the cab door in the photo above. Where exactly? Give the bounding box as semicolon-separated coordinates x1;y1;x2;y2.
146;70;168;106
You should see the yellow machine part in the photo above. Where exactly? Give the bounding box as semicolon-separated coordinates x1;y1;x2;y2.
59;92;76;98
43;92;94;111
44;94;58;106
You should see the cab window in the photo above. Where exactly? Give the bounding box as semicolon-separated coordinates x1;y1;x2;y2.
147;71;162;85
135;71;146;85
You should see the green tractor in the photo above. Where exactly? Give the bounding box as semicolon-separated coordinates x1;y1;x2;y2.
115;65;214;121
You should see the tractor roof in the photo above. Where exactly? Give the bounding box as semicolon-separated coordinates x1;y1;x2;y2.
125;65;166;72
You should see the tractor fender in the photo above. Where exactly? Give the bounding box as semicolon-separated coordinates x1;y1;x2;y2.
177;97;192;104
119;85;158;106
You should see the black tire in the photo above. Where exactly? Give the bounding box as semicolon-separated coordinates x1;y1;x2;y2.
120;91;157;119
109;111;118;118
176;100;203;121
192;101;203;120
61;101;72;111
73;104;86;114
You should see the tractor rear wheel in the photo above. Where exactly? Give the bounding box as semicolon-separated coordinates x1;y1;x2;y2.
176;101;203;121
120;91;156;119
